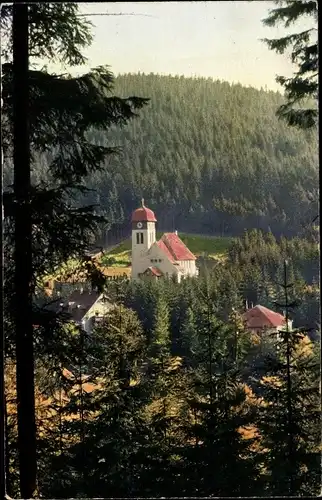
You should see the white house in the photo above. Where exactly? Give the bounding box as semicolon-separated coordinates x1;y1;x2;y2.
52;289;113;333
131;200;198;282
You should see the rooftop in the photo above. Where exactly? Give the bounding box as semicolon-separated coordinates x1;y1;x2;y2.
243;304;286;329
132;199;157;223
158;232;196;261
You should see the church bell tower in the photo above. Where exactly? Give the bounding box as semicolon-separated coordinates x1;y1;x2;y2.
131;199;157;279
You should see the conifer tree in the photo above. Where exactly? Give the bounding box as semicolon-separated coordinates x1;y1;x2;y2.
138;292;187;496
256;260;320;495
262;0;318;129
150;295;171;360
180;306;198;365
41;305;148;498
181;290;261;496
1;3;148;496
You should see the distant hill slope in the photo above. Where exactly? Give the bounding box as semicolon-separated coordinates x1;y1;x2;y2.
32;73;319;238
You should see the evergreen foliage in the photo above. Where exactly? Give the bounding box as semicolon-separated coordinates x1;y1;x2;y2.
2;4;319;498
255;301;320;494
262;0;318;129
3;72;318;238
1;3;147;497
5;247;320;497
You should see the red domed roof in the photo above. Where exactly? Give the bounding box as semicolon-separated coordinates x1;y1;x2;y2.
132;200;157;222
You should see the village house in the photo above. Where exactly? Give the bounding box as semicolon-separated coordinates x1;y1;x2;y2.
131;200;198;282
243;304;293;338
48;288;113;334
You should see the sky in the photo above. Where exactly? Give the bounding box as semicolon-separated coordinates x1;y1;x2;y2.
46;1;315;92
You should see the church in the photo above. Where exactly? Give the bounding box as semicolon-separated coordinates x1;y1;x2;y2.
131;200;198;282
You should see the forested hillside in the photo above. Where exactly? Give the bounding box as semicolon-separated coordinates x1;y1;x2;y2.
80;73;318;237
5;73;318;237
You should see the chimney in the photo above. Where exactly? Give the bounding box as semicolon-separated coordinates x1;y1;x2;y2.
175;230;178;235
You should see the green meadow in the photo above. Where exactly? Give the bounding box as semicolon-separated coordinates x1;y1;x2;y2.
100;233;234;267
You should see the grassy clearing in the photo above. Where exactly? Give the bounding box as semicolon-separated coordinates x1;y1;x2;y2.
179;234;233;257
100;233;234;267
100;250;131;267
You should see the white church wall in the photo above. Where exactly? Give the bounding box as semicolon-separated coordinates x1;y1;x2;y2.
131;253;152;280
147;221;156;246
177;259;197;277
147;243;181;279
132;241;197;282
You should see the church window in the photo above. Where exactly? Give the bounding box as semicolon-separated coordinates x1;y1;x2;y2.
136;232;144;244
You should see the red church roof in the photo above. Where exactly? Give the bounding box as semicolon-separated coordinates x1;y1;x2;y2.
243;305;286;329
157;232;196;261
157;239;175;263
132;199;157;223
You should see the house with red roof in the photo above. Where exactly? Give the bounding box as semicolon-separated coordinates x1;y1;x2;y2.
131;200;198;282
243;304;293;335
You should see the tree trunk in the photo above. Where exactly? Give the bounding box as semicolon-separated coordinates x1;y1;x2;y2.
0;23;7;499
13;4;37;497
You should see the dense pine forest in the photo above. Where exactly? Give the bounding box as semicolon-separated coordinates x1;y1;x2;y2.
15;72;317;238
4;61;320;500
6;260;321;498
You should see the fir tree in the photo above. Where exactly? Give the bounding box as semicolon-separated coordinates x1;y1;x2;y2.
150;295;171;361
2;3;148;496
256;261;320;495
138;292;187;496
262;0;318;129
41;305;148;498
180;306;198;365
182;312;262;496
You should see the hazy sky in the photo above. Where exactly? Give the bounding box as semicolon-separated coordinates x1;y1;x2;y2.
46;1;315;92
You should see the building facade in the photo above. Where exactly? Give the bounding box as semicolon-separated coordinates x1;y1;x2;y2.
131;200;198;282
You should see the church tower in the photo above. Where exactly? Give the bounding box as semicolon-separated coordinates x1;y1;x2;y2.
131;199;157;279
